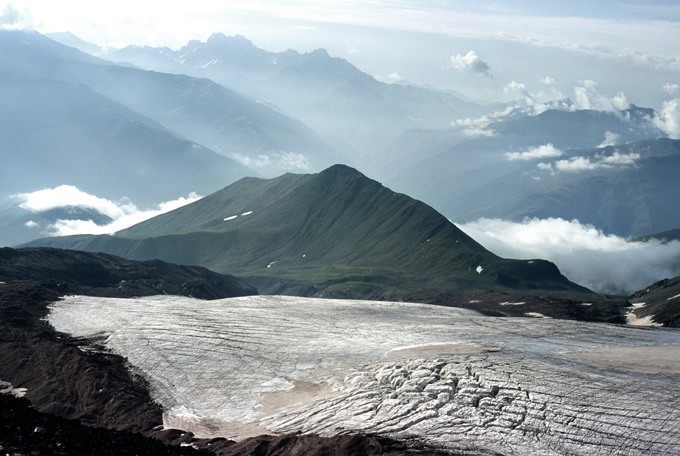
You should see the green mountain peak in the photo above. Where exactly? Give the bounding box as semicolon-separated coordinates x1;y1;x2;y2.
27;165;586;300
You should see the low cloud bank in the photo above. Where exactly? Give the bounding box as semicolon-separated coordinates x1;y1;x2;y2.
14;185;201;236
505;144;562;161
16;185;129;219
537;150;641;175
458;217;680;295
654;98;680;138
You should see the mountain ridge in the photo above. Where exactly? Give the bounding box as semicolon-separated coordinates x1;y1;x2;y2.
101;33;484;177
387;111;675;236
27;165;588;300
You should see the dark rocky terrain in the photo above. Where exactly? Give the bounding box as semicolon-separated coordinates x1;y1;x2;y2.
629;275;680;327
432;289;628;324
0;247;485;455
1;389;467;456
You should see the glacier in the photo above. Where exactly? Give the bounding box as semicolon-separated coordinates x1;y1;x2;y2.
48;295;680;455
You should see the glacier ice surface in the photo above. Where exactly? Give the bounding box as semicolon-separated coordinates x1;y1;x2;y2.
48;295;680;454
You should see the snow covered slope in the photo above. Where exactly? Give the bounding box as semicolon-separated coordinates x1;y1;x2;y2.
49;295;680;455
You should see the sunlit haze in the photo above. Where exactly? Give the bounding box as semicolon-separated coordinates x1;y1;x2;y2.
2;0;680;106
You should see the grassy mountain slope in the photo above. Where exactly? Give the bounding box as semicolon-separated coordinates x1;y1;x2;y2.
28;165;587;300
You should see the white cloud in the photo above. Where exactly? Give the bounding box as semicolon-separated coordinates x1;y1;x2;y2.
451;113;497;137
610;92;630;111
540;76;556;85
386;72;403;82
653;98;680;138
573;80;630;112
0;4;31;29
536;162;555;175
503;80;526;95
458;217;680;295
12;185;201;236
15;185;127;219
452;116;489;129
451;105;517;132
598;131;620;147
554;156;600;172
663;83;679;95
234;152;310;172
450;50;491;76
461;128;496;138
551;151;640;172
0;5;18;25
505;144;562;161
600;151;640;166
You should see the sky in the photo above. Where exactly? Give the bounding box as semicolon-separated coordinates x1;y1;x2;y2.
2;0;680;107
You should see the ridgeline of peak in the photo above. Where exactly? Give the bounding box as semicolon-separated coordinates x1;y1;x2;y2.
207;32;253;44
203;33;259;53
28;165;586;301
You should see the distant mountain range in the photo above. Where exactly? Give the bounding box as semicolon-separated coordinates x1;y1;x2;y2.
88;33;486;176
27;165;589;300
51;31;680;237
0;30;354;247
0;77;251;204
2;30;338;178
387;108;676;236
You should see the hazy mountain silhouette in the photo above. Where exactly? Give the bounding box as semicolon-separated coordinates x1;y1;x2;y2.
0;77;252;204
103;33;485;177
387;108;674;236
1;30;339;177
